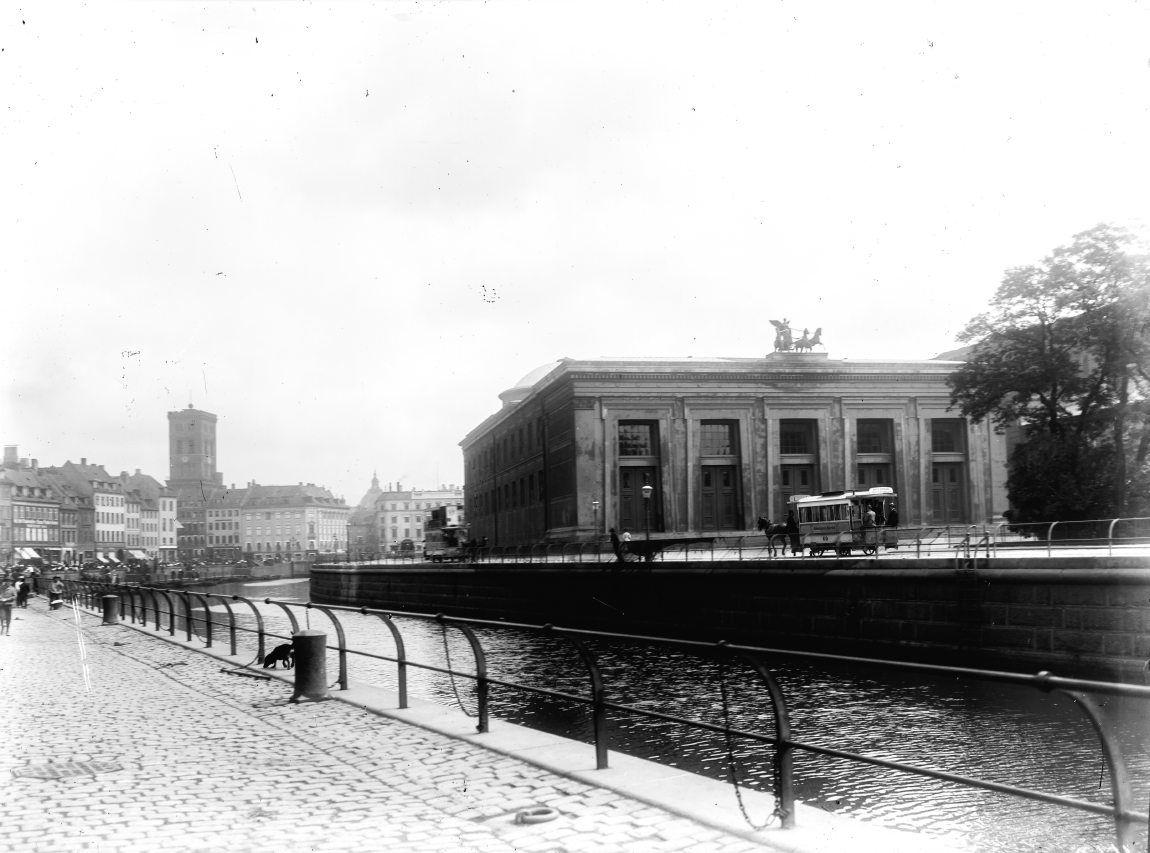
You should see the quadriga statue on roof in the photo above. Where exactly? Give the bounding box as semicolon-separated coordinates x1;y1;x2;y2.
771;319;823;353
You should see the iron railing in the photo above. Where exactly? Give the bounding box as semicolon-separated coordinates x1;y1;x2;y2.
328;517;1150;566
68;580;1150;850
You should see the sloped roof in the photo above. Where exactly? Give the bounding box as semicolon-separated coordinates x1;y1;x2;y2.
42;462;121;496
120;471;169;499
1;466;49;489
243;483;345;508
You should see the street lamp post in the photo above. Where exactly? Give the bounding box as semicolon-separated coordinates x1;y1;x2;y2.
641;483;653;559
591;499;600;541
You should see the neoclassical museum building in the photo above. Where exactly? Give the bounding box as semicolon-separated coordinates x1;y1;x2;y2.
460;352;1008;546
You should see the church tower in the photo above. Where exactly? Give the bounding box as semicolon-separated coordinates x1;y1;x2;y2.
167;405;223;486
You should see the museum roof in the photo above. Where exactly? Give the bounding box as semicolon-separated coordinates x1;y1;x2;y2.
464;352;965;447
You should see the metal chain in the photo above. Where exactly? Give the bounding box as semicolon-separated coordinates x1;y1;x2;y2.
441;623;477;718
717;656;784;830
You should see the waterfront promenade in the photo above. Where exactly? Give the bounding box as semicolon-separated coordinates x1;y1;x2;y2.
0;597;952;853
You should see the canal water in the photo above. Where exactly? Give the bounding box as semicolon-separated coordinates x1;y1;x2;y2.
193;578;1148;853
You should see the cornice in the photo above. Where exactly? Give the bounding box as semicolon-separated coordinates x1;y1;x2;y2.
568;371;949;384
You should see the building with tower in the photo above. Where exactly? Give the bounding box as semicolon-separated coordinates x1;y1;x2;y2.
349;473;384;559
164;406;348;561
168;405;223;488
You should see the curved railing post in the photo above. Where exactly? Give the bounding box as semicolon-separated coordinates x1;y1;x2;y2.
153;588;175;635
1048;683;1138;851
182;590;194;641
720;642;795;829
207;594;238;656
548;624;609;769
122;586;138;624
436;613;488;733
142;587;158;627
264;598;301;639
307;604;348;690
373;610;408;709
139;587;156;628
232;595;266;664
187;591;213;648
1047;521;1058;557
1107;518;1121;557
135;586;149;624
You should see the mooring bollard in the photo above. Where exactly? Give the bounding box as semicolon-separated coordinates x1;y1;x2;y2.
290;629;330;704
101;595;120;625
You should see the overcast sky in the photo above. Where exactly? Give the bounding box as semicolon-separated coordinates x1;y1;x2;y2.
3;1;1149;505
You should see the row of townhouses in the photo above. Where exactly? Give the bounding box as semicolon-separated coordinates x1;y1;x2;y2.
0;446;179;566
165;406;350;562
3;405;352;567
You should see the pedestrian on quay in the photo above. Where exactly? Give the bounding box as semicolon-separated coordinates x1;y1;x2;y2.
609;527;623;563
785;511;801;556
0;578;16;633
49;576;65;610
620;529;632;561
15;576;29;608
887;504;899;528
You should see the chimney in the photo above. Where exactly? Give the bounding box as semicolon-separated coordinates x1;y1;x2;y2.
31;459;38;470
2;446;16;465
81;457;87;466
135;469;141;476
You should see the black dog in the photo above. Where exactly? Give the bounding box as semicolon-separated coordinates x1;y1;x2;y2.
262;643;295;669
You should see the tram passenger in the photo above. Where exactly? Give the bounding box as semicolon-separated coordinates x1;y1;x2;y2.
862;504;878;548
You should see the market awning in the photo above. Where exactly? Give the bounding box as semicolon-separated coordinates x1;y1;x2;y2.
105;554;120;563
129;550;150;560
16;547;38;559
95;554;108;563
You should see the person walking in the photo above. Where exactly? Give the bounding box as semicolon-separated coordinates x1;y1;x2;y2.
14;576;29;608
609;527;623;563
785;511;801;556
0;579;16;633
49;576;65;610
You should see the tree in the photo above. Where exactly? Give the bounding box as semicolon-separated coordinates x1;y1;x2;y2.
948;224;1150;521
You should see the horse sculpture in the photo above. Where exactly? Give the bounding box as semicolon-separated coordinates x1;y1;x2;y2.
794;327;823;353
756;516;789;556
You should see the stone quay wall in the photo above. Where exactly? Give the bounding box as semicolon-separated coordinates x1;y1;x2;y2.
311;557;1150;681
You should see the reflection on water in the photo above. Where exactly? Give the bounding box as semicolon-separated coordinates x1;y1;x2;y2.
197;580;1148;853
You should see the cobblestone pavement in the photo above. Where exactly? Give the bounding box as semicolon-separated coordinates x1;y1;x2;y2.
0;599;776;853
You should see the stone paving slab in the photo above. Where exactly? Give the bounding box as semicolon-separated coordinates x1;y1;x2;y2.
0;599;781;853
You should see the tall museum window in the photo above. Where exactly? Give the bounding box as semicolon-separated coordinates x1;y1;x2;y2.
856;418;895;491
617;421;663;533
779;419;819;515
699;420;742;530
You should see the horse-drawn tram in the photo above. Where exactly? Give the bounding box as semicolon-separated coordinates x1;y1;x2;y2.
789;486;899;556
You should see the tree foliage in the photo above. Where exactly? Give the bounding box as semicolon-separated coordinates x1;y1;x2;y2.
948;224;1150;520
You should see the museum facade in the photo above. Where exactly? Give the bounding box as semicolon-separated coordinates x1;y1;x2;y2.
460;353;1008;546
